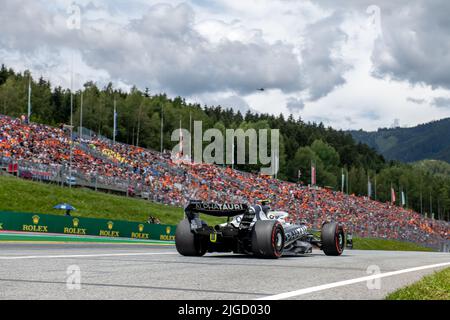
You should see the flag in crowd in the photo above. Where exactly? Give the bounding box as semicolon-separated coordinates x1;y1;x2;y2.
311;162;316;186
179;119;184;156
391;186;396;204
113;102;118;143
401;191;406;207
27;77;32;122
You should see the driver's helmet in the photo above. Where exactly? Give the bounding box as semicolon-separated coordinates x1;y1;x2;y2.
260;199;272;216
299;219;308;225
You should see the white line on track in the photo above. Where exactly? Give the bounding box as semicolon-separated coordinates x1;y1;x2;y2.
257;261;450;300
0;252;178;260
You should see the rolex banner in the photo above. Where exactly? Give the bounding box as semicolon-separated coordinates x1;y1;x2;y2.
0;211;176;241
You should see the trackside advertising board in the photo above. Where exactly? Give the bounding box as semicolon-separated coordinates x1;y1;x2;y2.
0;211;176;241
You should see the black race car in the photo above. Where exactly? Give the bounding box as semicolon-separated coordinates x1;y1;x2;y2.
175;200;346;259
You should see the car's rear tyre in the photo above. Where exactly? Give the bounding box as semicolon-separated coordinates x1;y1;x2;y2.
321;222;345;256
252;220;285;259
175;219;207;256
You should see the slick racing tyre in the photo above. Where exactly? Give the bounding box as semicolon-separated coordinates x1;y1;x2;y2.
175;219;207;256
252;220;285;259
321;222;345;256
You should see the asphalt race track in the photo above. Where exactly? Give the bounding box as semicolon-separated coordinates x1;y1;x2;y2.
0;243;449;300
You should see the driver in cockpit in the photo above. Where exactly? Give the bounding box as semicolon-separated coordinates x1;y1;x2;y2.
261;199;272;216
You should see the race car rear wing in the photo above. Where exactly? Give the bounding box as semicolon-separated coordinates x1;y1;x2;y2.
184;200;248;218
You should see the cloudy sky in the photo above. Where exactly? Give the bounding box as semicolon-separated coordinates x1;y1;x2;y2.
2;0;450;131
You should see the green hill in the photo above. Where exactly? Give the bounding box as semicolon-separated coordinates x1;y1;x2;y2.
350;118;450;163
0;174;223;225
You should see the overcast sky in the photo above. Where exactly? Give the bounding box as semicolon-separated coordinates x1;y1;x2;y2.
2;0;450;131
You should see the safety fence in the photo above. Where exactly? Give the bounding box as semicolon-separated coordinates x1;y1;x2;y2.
1;156;142;195
0;211;176;241
0;155;240;204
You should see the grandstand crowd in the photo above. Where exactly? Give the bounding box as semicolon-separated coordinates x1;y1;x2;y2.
0;114;448;248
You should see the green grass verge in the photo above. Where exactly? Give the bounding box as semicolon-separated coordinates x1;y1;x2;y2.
0;232;174;245
386;268;450;300
352;237;434;252
0;175;225;226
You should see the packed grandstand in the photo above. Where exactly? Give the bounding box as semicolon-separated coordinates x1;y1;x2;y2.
0;114;448;249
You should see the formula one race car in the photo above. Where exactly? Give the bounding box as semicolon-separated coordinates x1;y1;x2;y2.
175;200;346;259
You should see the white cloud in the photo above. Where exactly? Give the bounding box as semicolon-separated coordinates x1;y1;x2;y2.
1;0;450;131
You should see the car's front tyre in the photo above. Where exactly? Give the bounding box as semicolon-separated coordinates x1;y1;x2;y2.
321;222;345;256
